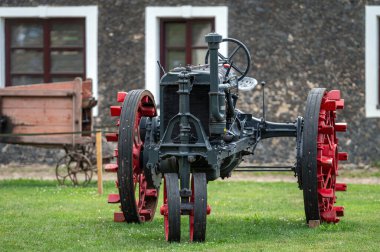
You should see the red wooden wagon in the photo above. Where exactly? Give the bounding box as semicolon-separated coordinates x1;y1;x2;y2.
0;78;97;185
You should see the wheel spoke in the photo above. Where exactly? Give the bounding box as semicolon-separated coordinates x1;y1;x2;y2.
326;134;333;150
232;65;244;75
228;45;241;61
217;52;227;61
134;128;141;146
56;156;72;185
323;168;332;188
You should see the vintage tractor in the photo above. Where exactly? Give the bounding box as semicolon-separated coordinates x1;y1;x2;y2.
105;33;347;242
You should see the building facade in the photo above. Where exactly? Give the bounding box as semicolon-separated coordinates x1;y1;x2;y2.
0;0;379;165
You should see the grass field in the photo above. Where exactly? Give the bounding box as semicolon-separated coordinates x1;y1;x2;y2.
1;179;379;251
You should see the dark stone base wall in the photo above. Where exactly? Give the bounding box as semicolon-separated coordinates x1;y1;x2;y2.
0;144;64;165
0;0;379;165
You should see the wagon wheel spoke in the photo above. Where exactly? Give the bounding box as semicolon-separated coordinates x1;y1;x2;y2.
55;155;72;185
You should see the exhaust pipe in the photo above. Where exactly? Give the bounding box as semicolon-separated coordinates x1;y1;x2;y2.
205;33;226;135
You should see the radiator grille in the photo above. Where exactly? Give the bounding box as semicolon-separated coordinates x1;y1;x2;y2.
162;85;209;141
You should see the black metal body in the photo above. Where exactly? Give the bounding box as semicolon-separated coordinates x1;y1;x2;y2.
144;33;304;193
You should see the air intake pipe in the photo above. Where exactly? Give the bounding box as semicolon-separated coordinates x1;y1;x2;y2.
205;33;226;135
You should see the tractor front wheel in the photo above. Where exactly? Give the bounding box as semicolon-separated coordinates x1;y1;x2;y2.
162;173;181;242
189;173;208;242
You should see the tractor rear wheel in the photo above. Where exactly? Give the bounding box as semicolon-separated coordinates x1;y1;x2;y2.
111;90;159;223
302;88;347;226
189;173;207;242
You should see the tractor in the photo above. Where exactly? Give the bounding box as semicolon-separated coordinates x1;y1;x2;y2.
105;33;347;242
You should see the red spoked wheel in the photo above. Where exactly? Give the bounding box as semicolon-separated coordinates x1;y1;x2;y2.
161;173;181;242
189;173;208;242
106;90;159;223
302;88;348;226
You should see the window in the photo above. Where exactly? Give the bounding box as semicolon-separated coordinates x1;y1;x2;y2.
366;6;380;117
145;6;228;100
160;19;214;70
5;18;85;86
0;6;98;114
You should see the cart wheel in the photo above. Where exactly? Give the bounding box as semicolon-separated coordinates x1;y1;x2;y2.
163;173;181;242
67;153;93;186
302;88;347;225
117;90;159;223
83;143;97;169
55;155;71;185
189;173;207;242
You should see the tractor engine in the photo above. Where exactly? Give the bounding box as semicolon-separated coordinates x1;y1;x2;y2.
155;34;258;181
159;63;245;178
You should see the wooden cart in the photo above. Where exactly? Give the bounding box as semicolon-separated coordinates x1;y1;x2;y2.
0;78;97;185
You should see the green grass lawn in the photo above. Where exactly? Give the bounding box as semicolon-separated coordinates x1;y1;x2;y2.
1;179;379;251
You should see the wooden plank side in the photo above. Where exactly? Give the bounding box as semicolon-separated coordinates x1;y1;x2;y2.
4;81;75;90
0;78;95;147
0;89;74;97
2;97;72;109
1;135;74;145
4;78;93;99
2;107;73;126
11;125;73;134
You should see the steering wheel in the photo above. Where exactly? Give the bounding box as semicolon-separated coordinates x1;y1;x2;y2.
205;38;251;81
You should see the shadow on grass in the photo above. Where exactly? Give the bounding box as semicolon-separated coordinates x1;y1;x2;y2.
89;212;358;246
0;179;58;188
210;216;356;243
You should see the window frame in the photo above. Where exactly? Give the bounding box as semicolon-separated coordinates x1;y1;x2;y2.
160;18;215;70
145;6;228;101
5;18;86;86
365;6;380;117
0;6;98;115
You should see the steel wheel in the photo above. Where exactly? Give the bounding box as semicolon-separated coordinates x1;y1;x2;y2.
302;88;347;225
67;153;93;186
204;38;251;81
189;173;207;242
117;90;159;223
162;173;181;242
55;155;71;185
